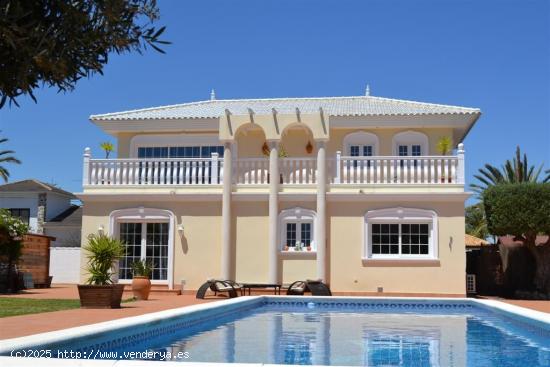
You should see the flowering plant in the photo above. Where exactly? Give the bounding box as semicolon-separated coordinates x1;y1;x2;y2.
0;209;29;239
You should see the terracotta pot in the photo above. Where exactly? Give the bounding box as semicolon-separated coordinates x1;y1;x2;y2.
77;284;125;309
307;246;312;251
132;276;152;300
284;246;289;251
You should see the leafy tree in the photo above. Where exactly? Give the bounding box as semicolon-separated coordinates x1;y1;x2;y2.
471;146;546;194
0;209;29;292
483;183;550;295
0;136;21;182
100;142;114;158
465;203;489;240
0;0;169;108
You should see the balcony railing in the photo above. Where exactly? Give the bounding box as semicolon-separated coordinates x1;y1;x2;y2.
333;155;462;185
83;148;464;187
84;152;223;186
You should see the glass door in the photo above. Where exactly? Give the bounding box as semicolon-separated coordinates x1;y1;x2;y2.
118;222;169;281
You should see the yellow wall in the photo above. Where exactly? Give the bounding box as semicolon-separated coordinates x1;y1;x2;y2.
81;199;465;295
328;201;465;295
80;201;222;290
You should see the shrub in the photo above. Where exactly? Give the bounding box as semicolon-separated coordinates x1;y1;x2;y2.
83;234;125;285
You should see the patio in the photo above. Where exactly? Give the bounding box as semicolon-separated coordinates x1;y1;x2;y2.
1;284;548;340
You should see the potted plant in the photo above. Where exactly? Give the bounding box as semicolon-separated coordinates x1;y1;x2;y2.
295;241;303;252
0;210;29;293
284;245;289;251
436;136;453;183
131;259;153;300
306;244;312;251
78;234;126;309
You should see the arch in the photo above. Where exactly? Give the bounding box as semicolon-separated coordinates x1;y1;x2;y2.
280;123;315;157
234;123;267;158
278;207;317;251
392;130;429;156
363;207;438;259
109;207;176;289
342;131;380;156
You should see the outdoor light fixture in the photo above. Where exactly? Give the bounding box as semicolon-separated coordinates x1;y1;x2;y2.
98;224;105;234
177;224;184;234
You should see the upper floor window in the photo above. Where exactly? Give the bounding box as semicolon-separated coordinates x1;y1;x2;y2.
343;132;379;156
364;207;438;259
279;207;316;251
7;208;30;225
137;146;223;159
392;131;428;156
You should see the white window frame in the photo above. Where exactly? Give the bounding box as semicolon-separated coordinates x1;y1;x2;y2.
278;207;317;252
129;134;235;159
343;131;379;156
109;208;176;288
392;130;429;156
364;207;438;260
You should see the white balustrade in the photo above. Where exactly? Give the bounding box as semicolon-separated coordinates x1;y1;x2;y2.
334;156;461;184
233;158;270;184
280;158;317;184
85;154;223;186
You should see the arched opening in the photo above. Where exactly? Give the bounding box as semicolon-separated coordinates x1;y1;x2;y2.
234;124;269;184
235;123;267;158
392;131;429;156
343;131;380;156
280;124;315;157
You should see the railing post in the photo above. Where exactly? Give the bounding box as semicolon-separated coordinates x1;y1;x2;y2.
83;147;91;186
211;152;219;184
335;151;341;184
457;143;465;184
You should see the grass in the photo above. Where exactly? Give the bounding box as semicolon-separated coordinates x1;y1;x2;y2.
0;298;80;318
0;297;137;318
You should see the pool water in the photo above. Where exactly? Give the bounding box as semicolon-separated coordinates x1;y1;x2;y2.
9;299;550;366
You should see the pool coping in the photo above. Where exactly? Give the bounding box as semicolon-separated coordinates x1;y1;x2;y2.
1;296;548;366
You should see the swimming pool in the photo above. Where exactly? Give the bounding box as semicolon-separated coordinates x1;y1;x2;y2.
1;296;549;366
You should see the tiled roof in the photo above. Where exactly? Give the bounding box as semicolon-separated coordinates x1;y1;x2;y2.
90;95;480;121
0;179;75;198
45;206;82;227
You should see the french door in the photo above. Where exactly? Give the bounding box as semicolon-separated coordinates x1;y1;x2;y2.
118;222;169;281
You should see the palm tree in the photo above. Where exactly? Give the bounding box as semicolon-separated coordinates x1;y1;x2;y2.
0;137;21;182
545;168;550;183
100;142;114;159
465;203;489;240
471;146;545;194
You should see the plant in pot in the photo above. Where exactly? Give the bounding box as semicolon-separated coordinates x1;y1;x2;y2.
131;259;153;300
78;234;126;309
436;136;453;183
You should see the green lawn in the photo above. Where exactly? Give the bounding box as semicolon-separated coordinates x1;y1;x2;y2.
0;298;80;318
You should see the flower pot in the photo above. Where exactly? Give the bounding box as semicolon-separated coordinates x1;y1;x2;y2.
132;276;151;300
284;246;289;251
307;246;312;251
77;284;125;309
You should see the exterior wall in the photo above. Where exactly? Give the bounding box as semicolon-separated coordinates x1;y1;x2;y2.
50;247;81;283
80;201;222;290
328;200;466;295
327;127;455;156
80;198;465;294
19;234;53;286
0;193;39;232
45;226;81;247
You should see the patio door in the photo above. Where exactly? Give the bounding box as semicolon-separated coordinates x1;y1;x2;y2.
118;222;169;281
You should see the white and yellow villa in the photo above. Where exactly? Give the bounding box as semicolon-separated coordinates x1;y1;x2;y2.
78;91;481;296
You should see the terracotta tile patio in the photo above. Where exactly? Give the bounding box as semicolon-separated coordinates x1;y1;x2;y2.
1;284;548;340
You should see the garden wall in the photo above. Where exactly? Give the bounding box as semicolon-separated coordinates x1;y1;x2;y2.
18;234;55;287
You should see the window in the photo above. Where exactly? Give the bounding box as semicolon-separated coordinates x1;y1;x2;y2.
365;208;437;259
137;145;223;159
8;208;30;224
118;222;169;281
392;131;428;156
343;131;379;156
110;208;175;287
279;207;316;251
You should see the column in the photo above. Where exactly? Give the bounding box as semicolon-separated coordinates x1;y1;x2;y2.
221;142;233;280
83;147;91;186
316;141;327;281
268;141;280;283
457;143;465;184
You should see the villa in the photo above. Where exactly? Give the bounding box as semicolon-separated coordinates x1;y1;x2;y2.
78;91;481;296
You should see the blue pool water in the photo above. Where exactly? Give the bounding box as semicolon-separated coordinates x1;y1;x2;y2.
6;298;550;366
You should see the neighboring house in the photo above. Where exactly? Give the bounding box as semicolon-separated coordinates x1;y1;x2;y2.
44;206;83;247
78;92;481;295
0;179;76;235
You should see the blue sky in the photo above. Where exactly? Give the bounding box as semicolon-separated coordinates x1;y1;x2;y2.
1;0;549;200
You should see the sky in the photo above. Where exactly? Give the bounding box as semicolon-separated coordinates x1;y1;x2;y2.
1;0;549;201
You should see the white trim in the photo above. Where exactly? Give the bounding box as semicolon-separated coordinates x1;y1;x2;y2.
392;130;429;156
278;207;317;251
343;131;380;155
109;208;175;289
364;207;438;260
